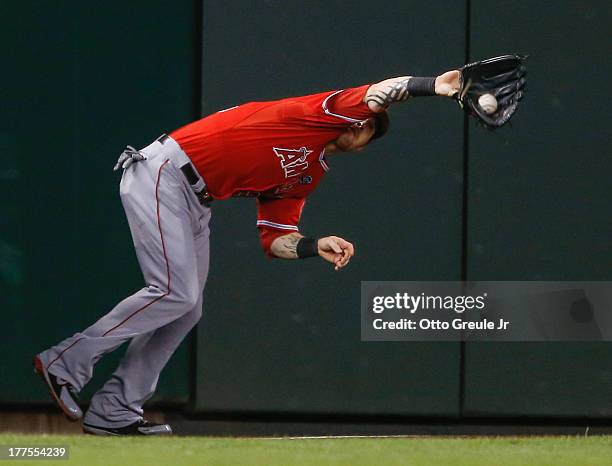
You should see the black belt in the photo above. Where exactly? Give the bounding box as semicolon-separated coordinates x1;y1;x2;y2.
157;134;213;207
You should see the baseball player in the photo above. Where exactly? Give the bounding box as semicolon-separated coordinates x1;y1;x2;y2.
33;56;526;435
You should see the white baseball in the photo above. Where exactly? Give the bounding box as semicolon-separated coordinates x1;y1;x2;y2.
478;93;498;114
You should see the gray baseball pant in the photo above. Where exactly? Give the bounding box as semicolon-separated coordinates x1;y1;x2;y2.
36;136;211;427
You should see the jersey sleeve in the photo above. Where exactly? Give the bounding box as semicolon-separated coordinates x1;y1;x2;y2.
281;84;375;128
256;197;306;257
321;84;374;123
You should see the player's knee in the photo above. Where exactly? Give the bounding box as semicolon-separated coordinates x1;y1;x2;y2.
173;284;201;311
191;304;203;321
185;292;201;311
181;304;203;329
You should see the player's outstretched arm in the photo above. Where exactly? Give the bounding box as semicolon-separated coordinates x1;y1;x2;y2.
364;70;461;112
270;233;354;271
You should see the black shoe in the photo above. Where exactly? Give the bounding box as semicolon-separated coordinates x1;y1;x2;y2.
82;419;173;436
33;355;83;421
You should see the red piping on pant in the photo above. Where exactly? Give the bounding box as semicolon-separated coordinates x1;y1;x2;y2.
46;337;85;370
102;159;172;336
46;160;172;369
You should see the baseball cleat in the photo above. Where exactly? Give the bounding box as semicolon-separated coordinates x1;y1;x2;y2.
33;355;83;422
82;419;173;436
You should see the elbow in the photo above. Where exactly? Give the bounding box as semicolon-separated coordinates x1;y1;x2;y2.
364;85;388;113
258;229;302;259
259;236;277;258
259;228;284;258
366;99;387;113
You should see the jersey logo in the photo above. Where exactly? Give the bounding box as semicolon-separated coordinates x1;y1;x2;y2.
273;146;312;178
273;180;299;195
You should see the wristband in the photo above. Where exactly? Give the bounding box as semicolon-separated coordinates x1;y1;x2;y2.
296;237;319;259
406;77;437;97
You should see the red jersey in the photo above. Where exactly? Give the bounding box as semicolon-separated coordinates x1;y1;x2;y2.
170;84;374;254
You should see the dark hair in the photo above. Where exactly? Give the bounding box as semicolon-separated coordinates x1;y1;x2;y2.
371;111;390;141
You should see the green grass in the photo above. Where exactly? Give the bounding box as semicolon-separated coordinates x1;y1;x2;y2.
1;434;611;466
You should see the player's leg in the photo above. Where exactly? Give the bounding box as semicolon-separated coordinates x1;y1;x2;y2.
35;146;201;400
83;207;211;428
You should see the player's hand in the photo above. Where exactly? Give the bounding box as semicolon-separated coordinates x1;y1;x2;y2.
434;70;461;98
317;236;355;271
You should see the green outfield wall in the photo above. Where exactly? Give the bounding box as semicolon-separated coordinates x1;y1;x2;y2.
1;1;198;403
463;0;612;418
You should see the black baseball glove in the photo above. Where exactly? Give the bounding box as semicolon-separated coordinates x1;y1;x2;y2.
457;54;527;129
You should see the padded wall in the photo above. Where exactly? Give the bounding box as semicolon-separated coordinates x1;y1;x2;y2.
194;0;464;415
463;1;612;417
1;1;197;403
